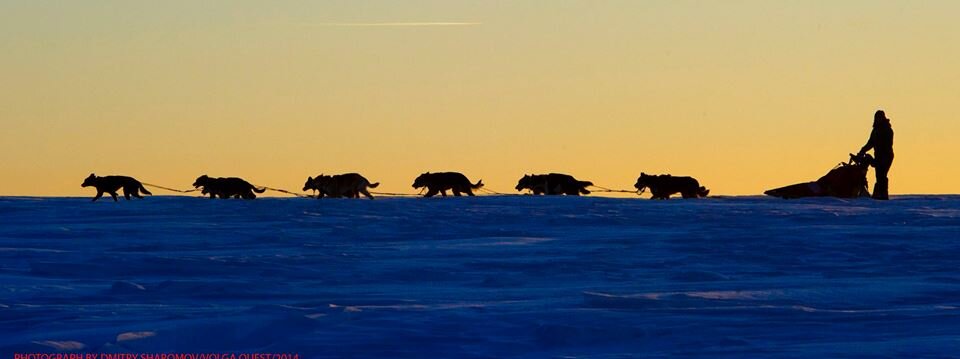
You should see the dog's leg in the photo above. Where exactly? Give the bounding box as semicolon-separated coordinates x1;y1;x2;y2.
360;189;374;199
92;192;103;202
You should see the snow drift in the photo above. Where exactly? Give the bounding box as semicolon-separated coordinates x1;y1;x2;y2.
1;196;958;357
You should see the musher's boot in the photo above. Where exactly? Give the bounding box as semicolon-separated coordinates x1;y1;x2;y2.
872;178;889;200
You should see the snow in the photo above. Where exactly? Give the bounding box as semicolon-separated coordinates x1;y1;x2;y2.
1;195;959;357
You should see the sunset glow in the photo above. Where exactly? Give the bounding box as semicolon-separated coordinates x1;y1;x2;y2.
1;1;957;196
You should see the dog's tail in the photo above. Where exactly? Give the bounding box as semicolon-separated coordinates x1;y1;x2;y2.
698;186;710;197
139;184;153;196
253;186;266;193
368;182;380;189
472;180;484;189
578;181;593;194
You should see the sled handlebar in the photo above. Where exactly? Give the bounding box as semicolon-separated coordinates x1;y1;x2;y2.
848;153;874;166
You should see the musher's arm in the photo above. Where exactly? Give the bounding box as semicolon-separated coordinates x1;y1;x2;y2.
858;129;877;156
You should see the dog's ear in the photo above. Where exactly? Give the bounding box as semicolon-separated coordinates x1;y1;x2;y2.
88;173;96;178
307;176;313;181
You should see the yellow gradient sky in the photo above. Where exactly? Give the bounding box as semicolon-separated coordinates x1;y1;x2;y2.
1;1;957;196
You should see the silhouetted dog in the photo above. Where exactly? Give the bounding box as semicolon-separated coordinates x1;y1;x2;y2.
412;172;483;197
193;175;265;199
81;174;152;202
634;173;709;199
303;173;379;199
515;173;593;195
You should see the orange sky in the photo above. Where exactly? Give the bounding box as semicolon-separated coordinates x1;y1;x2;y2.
1;1;957;196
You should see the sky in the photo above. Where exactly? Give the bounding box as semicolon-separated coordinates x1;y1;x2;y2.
1;0;957;196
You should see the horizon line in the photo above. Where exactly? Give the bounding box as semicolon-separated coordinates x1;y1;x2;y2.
1;194;955;199
300;21;482;27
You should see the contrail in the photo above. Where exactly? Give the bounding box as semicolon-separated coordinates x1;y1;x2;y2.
302;22;481;27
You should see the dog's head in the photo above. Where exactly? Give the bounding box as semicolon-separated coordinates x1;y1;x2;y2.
516;174;535;191
303;176;319;192
193;175;210;188
633;172;652;192
81;173;97;188
412;172;431;189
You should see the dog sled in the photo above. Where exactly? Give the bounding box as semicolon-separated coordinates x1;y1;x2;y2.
764;153;873;199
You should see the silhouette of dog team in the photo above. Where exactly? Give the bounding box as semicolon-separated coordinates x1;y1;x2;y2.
413;172;483;197
82;110;894;202
515;173;593;195
634;173;710;199
193;175;265;199
82;174;152;202
304;173;379;199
